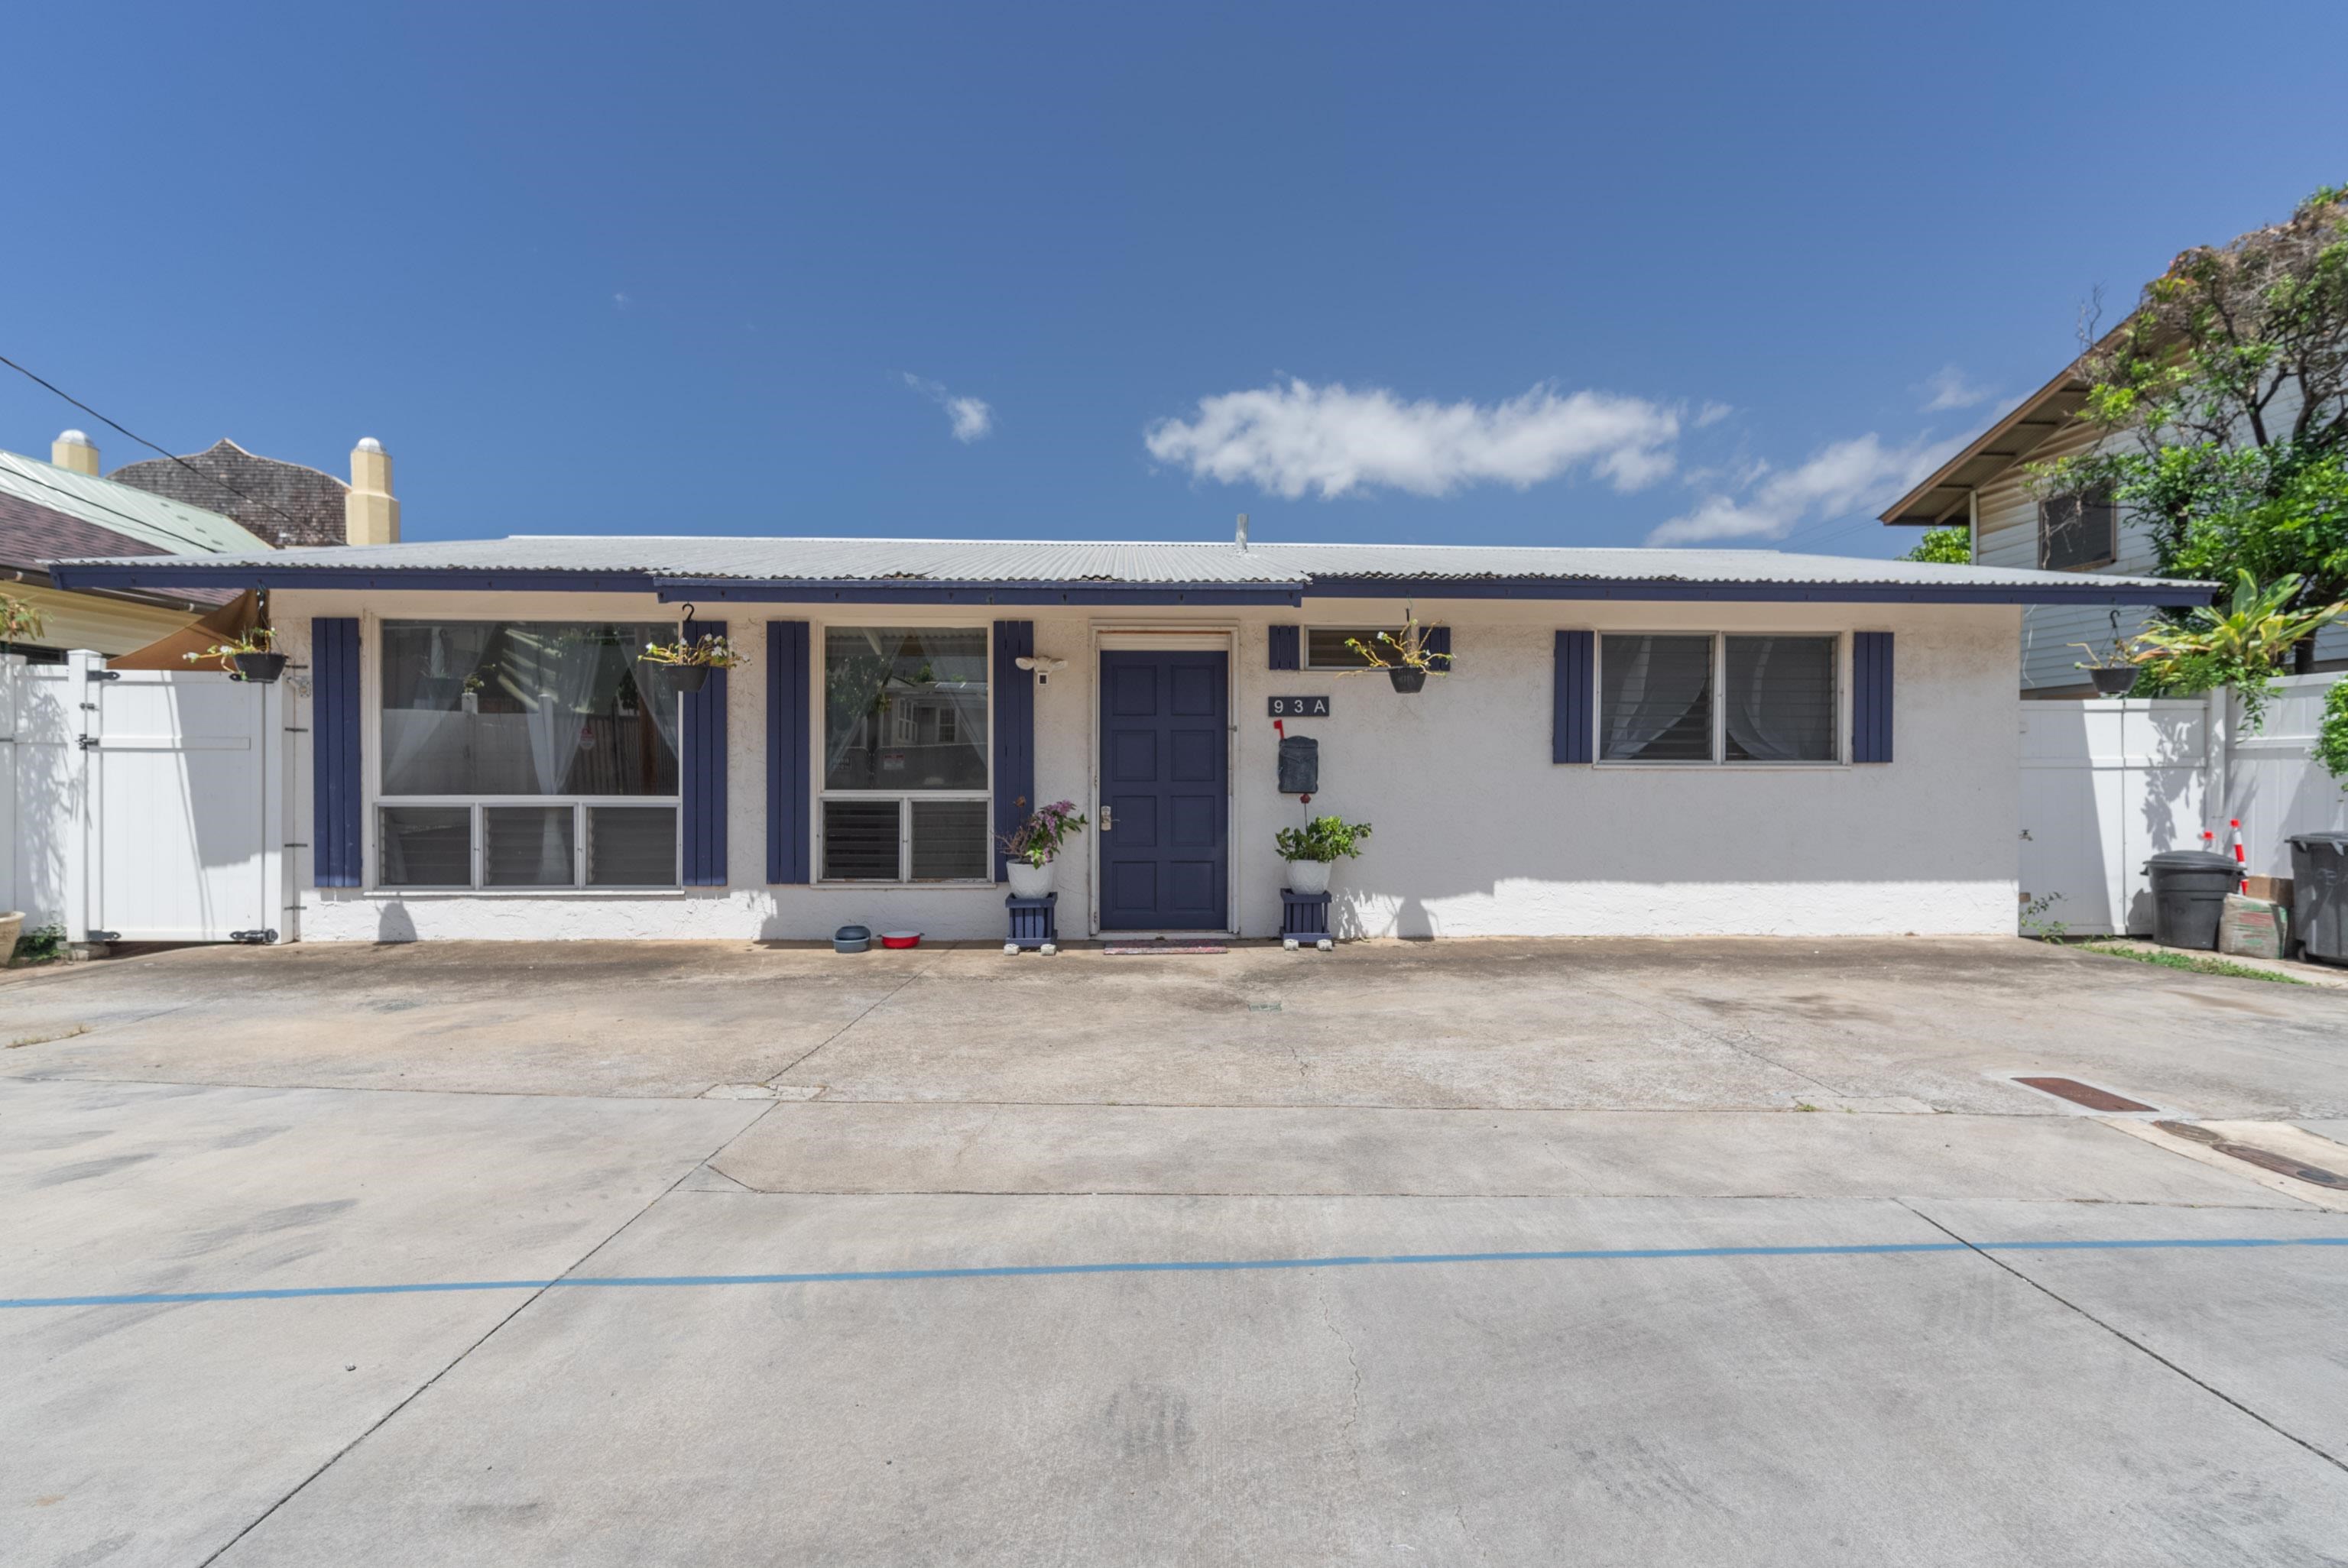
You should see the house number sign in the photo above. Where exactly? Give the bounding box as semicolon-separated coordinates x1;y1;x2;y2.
1267;695;1331;718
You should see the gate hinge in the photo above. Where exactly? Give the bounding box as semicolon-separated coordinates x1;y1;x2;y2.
85;669;120;681
76;734;98;750
229;928;280;945
87;930;120;942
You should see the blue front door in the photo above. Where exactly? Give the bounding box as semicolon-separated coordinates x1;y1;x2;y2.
1098;650;1228;931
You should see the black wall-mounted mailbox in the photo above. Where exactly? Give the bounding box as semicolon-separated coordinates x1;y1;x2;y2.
1278;734;1319;795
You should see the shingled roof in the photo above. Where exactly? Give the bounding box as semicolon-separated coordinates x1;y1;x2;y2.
108;438;348;549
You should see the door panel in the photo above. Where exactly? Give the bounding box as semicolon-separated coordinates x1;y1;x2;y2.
1098;650;1228;931
90;668;277;941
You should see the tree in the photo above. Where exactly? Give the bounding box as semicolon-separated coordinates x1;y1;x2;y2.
2038;185;2348;664
1901;525;1970;564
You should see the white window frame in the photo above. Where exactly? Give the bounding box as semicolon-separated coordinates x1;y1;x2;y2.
368;617;683;892
1591;630;1847;768
813;620;994;886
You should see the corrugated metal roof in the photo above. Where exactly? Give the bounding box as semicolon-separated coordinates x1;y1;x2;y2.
44;532;2197;592
0;448;272;556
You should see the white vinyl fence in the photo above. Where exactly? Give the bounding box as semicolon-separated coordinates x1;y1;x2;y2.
2;650;287;944
2019;673;2348;935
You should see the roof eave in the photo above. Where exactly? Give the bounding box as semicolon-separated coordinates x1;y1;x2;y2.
46;559;2218;609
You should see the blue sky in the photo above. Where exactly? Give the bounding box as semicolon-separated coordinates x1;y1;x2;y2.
3;2;2343;558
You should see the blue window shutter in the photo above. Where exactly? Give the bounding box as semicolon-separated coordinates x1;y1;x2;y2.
1424;625;1451;668
993;620;1036;881
681;620;728;886
765;620;810;884
311;617;362;886
1269;624;1299;670
1852;631;1894;763
1552;630;1594;765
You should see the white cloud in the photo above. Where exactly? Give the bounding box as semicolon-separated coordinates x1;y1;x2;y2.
1647;432;1962;546
1692;400;1734;429
1143;379;1682;499
903;374;994;443
1918;364;1996;412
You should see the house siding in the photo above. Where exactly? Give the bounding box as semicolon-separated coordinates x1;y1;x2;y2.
264;590;2023;941
1973;410;2346;690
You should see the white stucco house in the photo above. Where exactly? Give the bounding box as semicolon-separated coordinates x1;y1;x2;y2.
50;534;2206;943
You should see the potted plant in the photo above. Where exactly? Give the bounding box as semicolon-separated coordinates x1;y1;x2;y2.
637;627;746;693
2067;643;2141;696
1343;614;1451;693
1275;814;1370;895
1;592;43;655
185;624;285;682
999;798;1088;897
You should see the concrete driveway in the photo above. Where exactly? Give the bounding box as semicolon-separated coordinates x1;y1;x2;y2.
5;937;2348;1565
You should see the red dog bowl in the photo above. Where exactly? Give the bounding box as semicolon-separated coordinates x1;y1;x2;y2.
880;931;923;950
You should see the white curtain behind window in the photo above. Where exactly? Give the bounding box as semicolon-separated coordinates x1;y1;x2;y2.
521;632;605;881
1724;637;1834;762
1602;636;1711;760
381;624;494;795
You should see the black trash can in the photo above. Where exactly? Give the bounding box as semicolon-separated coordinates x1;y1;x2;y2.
2142;850;2239;951
2288;833;2348;966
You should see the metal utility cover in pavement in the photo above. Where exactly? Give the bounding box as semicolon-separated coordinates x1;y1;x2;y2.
2014;1077;2158;1113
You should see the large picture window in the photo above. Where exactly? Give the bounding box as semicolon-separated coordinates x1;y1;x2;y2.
375;620;682;889
820;627;991;881
1599;633;1839;765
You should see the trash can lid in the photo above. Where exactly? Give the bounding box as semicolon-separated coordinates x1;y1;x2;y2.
2142;850;2241;872
2288;832;2348;853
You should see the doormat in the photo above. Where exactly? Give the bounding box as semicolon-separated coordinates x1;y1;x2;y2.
1104;942;1228;956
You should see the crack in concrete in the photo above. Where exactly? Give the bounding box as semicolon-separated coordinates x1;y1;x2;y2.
762;957;949;1087
1895;1197;2348;1478
1317;1281;1368;1487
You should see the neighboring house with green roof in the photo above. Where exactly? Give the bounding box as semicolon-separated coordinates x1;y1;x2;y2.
0;432;271;658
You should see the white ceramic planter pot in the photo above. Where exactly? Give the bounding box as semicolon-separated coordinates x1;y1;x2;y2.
1007;860;1056;899
1284;859;1332;896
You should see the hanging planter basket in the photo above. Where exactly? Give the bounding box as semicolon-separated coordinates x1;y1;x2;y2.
2087;666;2138;696
663;663;712;694
229;652;287;683
1386;666;1428;694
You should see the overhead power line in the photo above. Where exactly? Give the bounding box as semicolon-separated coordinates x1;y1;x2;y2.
0;350;311;535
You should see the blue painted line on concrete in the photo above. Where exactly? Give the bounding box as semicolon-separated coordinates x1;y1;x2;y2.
5;1235;2344;1310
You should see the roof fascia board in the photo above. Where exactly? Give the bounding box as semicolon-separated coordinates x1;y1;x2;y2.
650;578;1302;606
1299;575;2214;607
50;564;662;594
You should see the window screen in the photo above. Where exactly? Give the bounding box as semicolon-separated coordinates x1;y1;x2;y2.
2039;489;2116;571
1599;635;1714;762
1305;629;1384;669
822;799;902;880
1724;637;1837;762
378;806;470;887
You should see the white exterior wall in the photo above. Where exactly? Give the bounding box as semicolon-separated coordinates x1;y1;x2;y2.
268;590;2023;941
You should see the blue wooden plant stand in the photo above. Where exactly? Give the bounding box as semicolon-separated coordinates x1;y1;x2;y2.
1281;889;1333;951
1004;893;1059;954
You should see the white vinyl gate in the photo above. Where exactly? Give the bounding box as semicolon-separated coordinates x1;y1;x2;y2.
2;650;284;944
